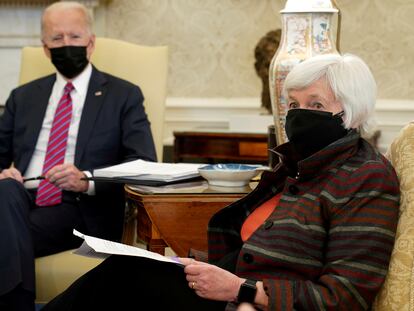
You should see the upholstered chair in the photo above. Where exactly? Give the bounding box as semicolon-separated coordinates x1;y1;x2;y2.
372;122;414;311
19;38;168;304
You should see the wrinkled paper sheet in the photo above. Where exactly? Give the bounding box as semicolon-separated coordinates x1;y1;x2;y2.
73;229;182;266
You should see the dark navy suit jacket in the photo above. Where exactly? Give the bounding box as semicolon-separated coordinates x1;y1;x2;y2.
0;66;157;241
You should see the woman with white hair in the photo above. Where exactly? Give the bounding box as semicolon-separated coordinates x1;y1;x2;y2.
282;53;377;158
43;54;400;311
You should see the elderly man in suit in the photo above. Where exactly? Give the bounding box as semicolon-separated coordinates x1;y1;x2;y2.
0;1;156;310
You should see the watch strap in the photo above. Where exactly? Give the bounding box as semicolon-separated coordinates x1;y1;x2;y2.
237;279;257;303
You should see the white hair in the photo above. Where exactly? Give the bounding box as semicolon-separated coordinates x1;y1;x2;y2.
282;53;377;135
41;1;94;39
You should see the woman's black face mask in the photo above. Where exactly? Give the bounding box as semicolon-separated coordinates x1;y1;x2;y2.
285;109;348;158
49;45;89;79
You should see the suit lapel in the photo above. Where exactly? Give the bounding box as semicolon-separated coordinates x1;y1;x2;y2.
20;75;55;172
75;67;107;166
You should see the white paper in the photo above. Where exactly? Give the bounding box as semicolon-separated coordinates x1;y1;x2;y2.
73;230;182;266
93;159;204;181
127;180;209;194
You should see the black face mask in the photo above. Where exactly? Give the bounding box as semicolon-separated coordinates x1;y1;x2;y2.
49;45;89;79
285;109;348;158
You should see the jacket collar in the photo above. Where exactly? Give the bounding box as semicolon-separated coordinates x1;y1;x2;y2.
74;65;107;167
271;130;361;180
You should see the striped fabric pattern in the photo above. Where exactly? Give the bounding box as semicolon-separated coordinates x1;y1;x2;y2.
208;131;400;311
36;83;74;206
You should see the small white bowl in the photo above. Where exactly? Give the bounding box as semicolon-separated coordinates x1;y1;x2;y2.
198;164;261;187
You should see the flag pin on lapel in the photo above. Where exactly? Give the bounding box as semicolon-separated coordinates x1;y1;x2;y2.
95;91;102;96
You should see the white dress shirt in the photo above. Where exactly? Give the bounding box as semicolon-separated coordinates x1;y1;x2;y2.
25;64;95;194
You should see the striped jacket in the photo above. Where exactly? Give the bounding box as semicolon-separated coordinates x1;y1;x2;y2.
208;131;400;311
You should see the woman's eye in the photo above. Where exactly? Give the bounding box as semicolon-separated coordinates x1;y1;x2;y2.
312;102;324;109
288;102;298;109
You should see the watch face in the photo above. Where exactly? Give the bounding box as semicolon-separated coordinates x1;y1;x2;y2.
238;279;257;303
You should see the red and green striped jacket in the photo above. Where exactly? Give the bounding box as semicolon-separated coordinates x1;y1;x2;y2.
208;131;400;311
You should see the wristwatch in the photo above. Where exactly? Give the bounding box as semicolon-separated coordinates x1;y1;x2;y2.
237;279;257;303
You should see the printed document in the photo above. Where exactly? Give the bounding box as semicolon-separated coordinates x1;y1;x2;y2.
73;230;182;266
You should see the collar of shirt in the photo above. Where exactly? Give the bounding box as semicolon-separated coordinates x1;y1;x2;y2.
55;62;93;97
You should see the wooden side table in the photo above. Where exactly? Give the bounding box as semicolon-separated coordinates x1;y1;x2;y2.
173;130;269;164
125;183;252;257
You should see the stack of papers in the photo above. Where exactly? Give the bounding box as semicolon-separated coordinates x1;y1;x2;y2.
92;159;204;185
126;180;209;194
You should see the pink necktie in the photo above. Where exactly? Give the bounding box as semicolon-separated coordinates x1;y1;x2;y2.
36;82;74;206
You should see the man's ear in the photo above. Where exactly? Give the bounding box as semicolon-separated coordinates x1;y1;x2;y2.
42;41;52;60
86;35;96;60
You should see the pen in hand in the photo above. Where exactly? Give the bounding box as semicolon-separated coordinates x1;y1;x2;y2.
23;176;45;182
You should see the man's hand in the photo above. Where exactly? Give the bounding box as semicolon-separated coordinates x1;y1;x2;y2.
180;258;244;302
0;167;24;183
45;163;89;192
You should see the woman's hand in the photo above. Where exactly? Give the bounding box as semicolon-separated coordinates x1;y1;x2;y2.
237;303;257;311
180;258;245;302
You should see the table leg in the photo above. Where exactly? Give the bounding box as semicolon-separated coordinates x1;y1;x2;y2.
148;239;168;255
134;200;169;255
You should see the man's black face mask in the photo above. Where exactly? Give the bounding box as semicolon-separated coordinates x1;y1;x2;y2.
49;45;88;79
285;108;348;158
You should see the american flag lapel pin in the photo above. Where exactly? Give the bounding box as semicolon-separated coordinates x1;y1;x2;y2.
95;91;102;96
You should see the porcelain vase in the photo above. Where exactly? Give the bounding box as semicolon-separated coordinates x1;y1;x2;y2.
269;0;340;144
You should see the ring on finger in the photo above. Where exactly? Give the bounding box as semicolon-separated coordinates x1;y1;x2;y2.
191;281;196;289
